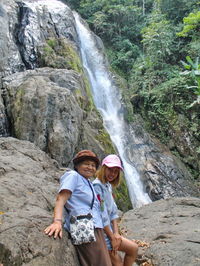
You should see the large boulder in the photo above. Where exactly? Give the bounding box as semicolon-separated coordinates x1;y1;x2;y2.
0;137;79;266
3;68;85;166
120;197;200;266
2;68;114;167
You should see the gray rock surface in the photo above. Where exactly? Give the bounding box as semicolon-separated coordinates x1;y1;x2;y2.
2;67;114;166
0;0;25;78
0;138;199;266
0;137;79;266
125;116;199;200
3;68;85;166
120;197;200;266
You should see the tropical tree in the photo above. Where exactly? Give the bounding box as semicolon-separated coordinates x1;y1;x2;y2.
180;56;200;107
177;10;200;37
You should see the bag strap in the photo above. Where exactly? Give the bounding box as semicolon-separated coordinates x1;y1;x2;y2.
87;179;95;210
64;179;95;213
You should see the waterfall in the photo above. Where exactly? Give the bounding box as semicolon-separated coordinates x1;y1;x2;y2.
74;13;151;208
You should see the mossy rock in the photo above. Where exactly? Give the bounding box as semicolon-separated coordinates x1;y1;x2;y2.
95;128;115;155
114;177;132;212
38;38;83;73
38;37;95;111
109;68;134;122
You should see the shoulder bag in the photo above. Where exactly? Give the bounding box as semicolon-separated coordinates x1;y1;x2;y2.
68;180;96;245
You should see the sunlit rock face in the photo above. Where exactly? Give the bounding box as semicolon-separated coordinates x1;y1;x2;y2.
0;0;112;164
14;0;79;69
0;0;25;77
0;0;78;72
3;68;85;166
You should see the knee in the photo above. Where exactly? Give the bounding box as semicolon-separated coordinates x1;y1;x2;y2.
109;251;122;265
133;242;138;256
127;242;138;257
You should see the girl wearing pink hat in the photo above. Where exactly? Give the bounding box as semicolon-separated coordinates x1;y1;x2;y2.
93;154;138;266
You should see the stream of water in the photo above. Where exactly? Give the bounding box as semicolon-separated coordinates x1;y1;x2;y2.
74;13;151;207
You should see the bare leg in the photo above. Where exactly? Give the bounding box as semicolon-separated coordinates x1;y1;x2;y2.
118;237;138;266
109;250;123;266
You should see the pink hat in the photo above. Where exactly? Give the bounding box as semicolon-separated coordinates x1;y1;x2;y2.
102;154;123;171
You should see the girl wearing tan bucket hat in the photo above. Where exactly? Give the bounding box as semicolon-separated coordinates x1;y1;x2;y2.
44;150;112;266
93;154;138;266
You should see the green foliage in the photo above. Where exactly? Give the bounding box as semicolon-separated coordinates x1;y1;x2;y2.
141;8;174;72
63;0;81;9
130;72;200;179
180;56;200;107
108;38;141;72
140;77;196;137
159;0;199;23
177;11;200;37
70;0;199;78
47;39;57;49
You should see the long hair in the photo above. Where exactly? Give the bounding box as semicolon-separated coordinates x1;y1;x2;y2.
95;165;121;188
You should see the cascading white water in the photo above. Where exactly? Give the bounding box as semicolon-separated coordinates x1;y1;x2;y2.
74;13;151;207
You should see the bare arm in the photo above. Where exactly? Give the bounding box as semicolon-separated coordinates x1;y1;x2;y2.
112;219;119;234
44;189;71;239
104;221;122;252
104;225;114;240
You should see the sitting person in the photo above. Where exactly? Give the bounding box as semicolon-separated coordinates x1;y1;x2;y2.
93;154;138;266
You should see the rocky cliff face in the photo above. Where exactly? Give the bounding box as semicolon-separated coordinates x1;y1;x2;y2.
0;0;115;165
124;116;199;200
